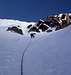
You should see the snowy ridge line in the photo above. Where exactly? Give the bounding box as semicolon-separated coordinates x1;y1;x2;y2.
26;13;71;38
0;18;36;36
0;18;35;28
0;13;71;38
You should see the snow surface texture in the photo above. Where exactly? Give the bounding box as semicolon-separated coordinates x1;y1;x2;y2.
0;19;35;36
23;25;71;75
0;18;71;75
0;30;31;75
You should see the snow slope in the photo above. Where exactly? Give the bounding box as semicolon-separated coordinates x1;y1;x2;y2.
0;30;31;75
23;25;71;75
0;19;38;75
0;19;35;35
0;19;71;75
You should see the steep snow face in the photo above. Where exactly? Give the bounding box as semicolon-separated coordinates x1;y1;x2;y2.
0;19;35;35
23;25;71;75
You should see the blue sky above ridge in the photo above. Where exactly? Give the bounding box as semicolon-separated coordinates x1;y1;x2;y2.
0;0;71;21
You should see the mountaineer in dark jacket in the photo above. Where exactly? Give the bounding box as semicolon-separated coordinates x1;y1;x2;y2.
30;33;36;38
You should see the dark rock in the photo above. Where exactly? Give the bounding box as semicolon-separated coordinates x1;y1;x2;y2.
28;26;40;33
46;29;52;32
7;26;23;35
27;24;32;29
38;24;49;32
61;14;66;19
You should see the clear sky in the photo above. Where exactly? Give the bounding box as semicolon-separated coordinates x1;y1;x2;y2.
0;0;71;21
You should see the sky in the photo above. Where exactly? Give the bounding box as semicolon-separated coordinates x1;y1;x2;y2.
0;0;71;21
